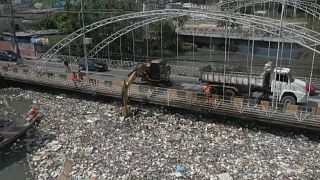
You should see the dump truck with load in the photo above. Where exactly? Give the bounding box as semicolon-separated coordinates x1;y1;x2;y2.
199;62;313;105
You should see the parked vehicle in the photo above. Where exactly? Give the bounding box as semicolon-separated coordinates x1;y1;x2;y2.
6;50;21;59
199;62;313;105
78;58;108;72
0;50;21;62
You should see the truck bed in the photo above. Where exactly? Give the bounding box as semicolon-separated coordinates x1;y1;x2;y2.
200;69;264;87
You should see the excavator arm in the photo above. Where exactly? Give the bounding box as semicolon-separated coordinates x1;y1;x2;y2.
122;64;149;118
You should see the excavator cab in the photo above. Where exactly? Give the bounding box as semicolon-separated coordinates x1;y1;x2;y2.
149;60;171;81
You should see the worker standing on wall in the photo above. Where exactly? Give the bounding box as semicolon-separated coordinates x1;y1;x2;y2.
64;60;71;73
78;70;84;85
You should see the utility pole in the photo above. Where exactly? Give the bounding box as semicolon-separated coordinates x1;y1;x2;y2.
80;0;89;76
143;1;149;62
272;0;285;109
9;0;22;65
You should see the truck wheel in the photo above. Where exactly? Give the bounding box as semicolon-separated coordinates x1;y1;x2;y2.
281;95;296;105
225;89;236;97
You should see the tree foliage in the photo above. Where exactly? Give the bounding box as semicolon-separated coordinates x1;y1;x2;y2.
32;0;142;33
32;0;195;57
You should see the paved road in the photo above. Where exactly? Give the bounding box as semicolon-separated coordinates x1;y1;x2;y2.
1;60;320;108
21;60;201;89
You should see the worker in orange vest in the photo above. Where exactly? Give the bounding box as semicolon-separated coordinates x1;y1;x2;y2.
26;107;38;121
71;72;78;86
203;84;212;94
203;84;212;103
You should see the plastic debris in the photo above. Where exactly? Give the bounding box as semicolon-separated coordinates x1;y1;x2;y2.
176;165;187;174
1;88;320;179
217;173;233;180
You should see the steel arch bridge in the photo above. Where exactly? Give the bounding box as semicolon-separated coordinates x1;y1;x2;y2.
33;9;320;73
87;10;320;59
216;0;320;19
87;15;174;58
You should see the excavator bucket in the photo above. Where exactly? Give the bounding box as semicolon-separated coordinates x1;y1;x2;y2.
120;61;169;120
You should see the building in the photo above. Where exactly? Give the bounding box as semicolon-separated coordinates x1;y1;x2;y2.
12;0;33;5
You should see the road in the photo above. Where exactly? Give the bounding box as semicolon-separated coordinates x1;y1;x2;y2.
1;60;320;108
21;60;202;89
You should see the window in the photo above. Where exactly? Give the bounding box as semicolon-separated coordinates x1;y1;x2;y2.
276;74;288;82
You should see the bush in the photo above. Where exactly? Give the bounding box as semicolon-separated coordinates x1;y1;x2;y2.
181;42;198;52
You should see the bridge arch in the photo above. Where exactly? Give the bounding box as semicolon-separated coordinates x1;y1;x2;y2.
87;16;176;58
34;9;320;73
88;12;320;59
216;0;320;19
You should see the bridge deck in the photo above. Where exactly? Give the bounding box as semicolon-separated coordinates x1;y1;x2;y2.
1;65;320;131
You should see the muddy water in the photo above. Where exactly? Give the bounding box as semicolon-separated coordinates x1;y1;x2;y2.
0;88;33;180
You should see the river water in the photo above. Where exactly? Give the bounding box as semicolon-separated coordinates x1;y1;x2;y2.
0;88;33;179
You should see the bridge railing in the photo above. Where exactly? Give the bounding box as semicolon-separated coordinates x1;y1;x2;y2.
37;54;139;69
1;65;320;129
33;54;320;89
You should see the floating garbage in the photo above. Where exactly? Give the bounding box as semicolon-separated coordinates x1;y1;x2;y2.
0;88;319;179
176;165;187;174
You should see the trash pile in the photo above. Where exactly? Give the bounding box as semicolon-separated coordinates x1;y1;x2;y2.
2;88;320;179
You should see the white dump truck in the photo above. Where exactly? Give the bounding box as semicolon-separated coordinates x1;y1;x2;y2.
199;62;311;105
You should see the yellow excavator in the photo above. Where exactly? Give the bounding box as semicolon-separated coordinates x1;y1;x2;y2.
122;60;171;118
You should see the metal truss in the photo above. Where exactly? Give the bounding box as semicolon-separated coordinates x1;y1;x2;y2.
31;9;182;74
216;0;320;19
88;10;320;60
33;9;320;74
88;15;182;58
234;0;320;19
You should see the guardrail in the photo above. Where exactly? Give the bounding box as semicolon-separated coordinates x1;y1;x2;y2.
1;65;320;130
35;55;320;89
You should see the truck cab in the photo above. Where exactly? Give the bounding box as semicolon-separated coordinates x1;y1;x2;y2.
270;67;307;105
